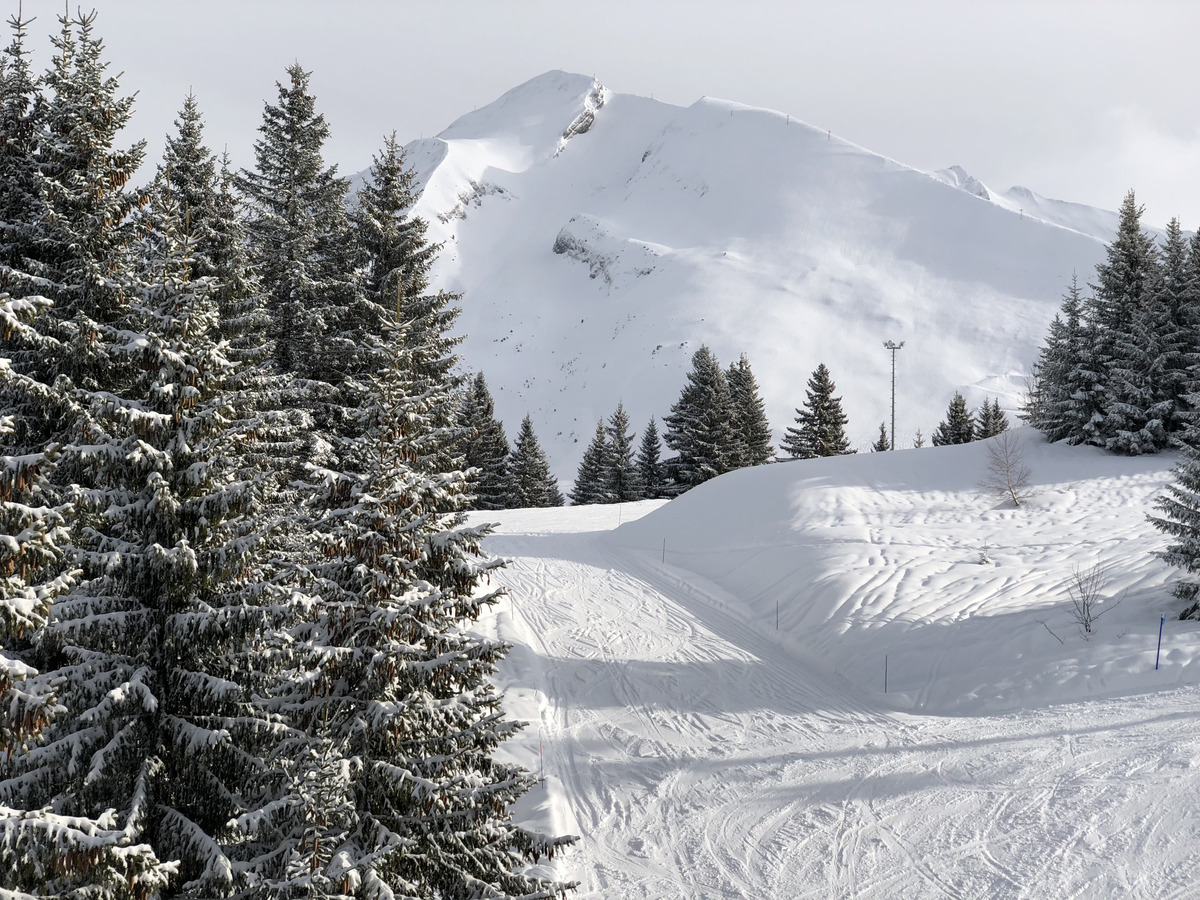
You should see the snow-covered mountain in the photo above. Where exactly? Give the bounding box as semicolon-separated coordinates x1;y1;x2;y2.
402;71;1122;478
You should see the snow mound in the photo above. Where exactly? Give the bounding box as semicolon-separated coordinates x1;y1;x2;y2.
612;431;1196;714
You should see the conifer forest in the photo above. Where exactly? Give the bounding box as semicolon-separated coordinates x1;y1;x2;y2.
0;10;572;897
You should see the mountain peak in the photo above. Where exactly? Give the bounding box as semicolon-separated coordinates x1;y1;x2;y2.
438;70;603;149
933;165;992;201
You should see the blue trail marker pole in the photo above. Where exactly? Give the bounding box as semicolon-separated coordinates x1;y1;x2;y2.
1156;614;1165;670
884;654;888;693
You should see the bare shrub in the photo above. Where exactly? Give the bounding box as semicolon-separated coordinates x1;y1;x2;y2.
980;430;1034;506
1068;563;1121;639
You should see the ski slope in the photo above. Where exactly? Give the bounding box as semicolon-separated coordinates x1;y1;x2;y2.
471;434;1200;898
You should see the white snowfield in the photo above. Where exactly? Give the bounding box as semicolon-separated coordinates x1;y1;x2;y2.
401;70;1140;480
473;432;1200;899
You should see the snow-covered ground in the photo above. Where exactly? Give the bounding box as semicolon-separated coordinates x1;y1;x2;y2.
398;71;1147;480
471;433;1200;898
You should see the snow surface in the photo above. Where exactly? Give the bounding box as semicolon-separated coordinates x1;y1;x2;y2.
472;434;1200;898
399;71;1137;481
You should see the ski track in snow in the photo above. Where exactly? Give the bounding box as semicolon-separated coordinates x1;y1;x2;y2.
475;488;1200;898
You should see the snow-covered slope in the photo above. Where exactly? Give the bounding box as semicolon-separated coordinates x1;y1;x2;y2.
614;428;1193;713
406;72;1121;479
931;166;1172;245
472;436;1200;897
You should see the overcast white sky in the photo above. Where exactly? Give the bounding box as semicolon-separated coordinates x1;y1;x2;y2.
15;0;1200;228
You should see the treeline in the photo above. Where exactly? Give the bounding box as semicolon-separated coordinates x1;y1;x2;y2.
554;351;1015;506
459;372;565;509
0;10;571;899
566;347;778;504
929;394;1010;446
1025;190;1200;454
460;347;781;507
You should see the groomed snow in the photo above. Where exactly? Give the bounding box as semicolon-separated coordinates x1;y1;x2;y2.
472;434;1200;898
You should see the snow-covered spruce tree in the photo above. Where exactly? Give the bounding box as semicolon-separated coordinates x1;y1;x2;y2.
663;345;737;492
200;150;321;636
0;295;174;899
1189;225;1200;332
726;354;774;467
1149;437;1200;619
1024;274;1102;444
351;133;445;355
155;100;287;426
510;414;564;508
871;422;890;452
1023;317;1064;435
0;6;122;753
351;134;466;472
604;402;642;502
1146;225;1200;618
913;429;925;448
1086;190;1162;453
635;417;666;500
0;9;43;280
240;314;576;897
352;134;439;306
932;392;975;446
345;132;420;403
151;90;267;377
5;179;279;895
1185;227;1200;423
209;154;270;357
459;372;512;510
152;93;306;619
0;310;71;759
781;363;853;459
1142;217;1198;443
238;62;356;384
571;420;613;505
5;10;145;434
976;398;1008;439
155;94;219;278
